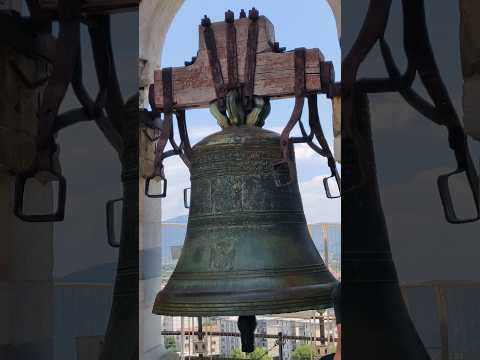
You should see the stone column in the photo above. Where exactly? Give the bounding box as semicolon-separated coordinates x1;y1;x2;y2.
139;1;184;359
139;177;167;359
1;5;55;357
0;175;54;359
460;0;480;141
139;0;185;107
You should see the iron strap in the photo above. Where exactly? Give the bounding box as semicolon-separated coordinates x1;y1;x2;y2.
279;48;306;160
242;9;259;113
202;17;227;113
145;67;174;198
13;0;82;222
340;0;392;194
273;48;306;187
307;95;341;197
37;0;82;153
401;0;479;223
154;67;174;175
225;10;238;90
176;110;193;166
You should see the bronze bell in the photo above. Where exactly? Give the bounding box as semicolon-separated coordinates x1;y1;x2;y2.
153;93;337;319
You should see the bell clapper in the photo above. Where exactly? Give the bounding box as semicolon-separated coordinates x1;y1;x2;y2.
238;315;257;354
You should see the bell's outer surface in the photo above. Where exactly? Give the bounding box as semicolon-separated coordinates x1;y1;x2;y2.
153;126;337;316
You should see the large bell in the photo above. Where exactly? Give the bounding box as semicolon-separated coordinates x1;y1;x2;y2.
153;118;337;317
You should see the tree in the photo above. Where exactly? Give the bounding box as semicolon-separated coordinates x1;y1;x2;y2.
164;336;178;352
231;348;247;359
231;347;272;360
291;344;315;360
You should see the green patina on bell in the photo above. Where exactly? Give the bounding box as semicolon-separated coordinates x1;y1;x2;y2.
153;90;337;317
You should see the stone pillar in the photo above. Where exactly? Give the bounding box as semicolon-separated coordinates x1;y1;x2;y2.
326;0;341;40
139;1;185;358
0;175;54;359
139;177;167;359
139;0;185;107
460;0;480;141
1;6;55;357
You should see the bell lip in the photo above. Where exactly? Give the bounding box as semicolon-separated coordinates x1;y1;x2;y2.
152;282;337;317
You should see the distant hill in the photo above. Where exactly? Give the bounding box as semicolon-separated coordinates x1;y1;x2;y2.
59;246;163;282
60;262;116;283
163;214;188;224
161;223;187;265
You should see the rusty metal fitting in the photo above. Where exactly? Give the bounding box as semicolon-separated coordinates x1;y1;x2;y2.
273;42;286;53
248;7;259;20
225;10;234;23
328;82;342;99
184;56;197;66
201;15;211;27
320;61;335;93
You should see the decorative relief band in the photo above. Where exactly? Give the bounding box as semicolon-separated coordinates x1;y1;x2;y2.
188;211;306;227
191;145;282;179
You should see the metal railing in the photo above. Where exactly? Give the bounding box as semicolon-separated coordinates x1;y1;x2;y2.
401;280;480;360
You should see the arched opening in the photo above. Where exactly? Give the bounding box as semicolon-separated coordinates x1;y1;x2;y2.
140;2;341;359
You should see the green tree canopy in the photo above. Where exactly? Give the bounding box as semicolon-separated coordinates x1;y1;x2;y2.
231;347;272;360
231;348;247;359
291;344;315;360
164;336;177;352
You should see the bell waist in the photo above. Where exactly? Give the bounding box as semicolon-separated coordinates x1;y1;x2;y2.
187;211;307;228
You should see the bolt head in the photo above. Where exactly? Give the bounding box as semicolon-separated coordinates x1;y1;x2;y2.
248;7;259;20
225;10;234;23
201;15;211;27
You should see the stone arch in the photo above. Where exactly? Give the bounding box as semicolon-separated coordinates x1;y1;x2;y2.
138;2;341;357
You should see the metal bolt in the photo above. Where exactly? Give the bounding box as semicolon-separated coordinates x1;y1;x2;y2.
201;15;211;27
225;9;234;23
320;61;335;93
184;56;197;66
272;42;286;53
248;7;259;20
239;9;246;18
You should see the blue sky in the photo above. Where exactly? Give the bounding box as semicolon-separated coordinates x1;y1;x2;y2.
160;0;340;223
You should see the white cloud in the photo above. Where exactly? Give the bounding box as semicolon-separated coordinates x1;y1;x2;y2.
293;142;335;162
299;175;341;224
294;143;316;160
160;157;190;221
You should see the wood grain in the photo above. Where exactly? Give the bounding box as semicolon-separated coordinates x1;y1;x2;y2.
154;16;325;110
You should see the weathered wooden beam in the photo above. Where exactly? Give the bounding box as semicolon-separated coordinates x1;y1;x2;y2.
38;0;138;14
154;16;326;110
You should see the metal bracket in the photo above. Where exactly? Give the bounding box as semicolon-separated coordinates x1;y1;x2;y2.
106;197;123;247
183;187;191;209
437;168;480;224
145;173;167;198
14;169;67;222
274;48;306;188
